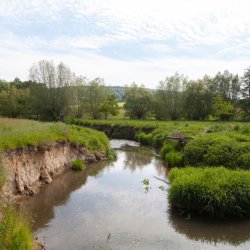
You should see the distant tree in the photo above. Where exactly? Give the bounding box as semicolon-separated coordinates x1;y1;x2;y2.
212;94;234;121
0;86;31;117
99;94;119;119
240;67;250;120
154;73;187;120
29;60;74;120
124;83;153;119
82;78;108;119
0;79;9;92
73;76;86;118
183;80;212;120
205;71;241;103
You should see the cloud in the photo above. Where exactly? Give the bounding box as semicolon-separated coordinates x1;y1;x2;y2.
1;0;250;86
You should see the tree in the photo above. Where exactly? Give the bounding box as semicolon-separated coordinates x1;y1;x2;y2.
99;94;119;119
0;86;31;118
240;67;250;120
154;73;187;120
124;83;153;119
73;76;86;118
183;80;212;120
212;94;234;121
29;60;74;120
82;78;108;119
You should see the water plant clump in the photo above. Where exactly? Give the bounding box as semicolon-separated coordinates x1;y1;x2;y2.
72;159;85;170
168;167;250;218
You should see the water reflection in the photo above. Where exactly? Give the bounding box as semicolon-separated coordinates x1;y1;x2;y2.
169;208;250;246
122;147;153;171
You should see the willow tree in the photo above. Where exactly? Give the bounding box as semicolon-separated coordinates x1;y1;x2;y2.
29;60;74;120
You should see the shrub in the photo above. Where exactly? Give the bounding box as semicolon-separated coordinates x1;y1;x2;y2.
165;151;184;167
168;167;250;218
137;132;153;146
0;207;33;250
72;159;85;170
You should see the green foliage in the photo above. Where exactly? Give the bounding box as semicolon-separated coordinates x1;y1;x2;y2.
72;159;85;170
107;149;117;160
0;86;31;118
165;151;184;167
136;132;153;145
0;118;109;153
168;167;250;217
124;83;153;119
82;78;109;119
212;94;234;121
160;140;179;157
184;134;250;169
99;94;119;119
154;73;187;120
0;207;33;250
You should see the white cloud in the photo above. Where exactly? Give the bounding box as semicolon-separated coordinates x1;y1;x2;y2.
1;0;250;86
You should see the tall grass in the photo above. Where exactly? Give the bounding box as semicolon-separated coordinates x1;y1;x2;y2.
168;167;250;218
0;118;109;152
0;206;33;250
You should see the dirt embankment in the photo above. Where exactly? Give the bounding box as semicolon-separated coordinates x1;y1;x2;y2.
0;142;107;201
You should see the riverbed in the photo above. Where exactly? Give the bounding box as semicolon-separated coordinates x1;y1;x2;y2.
21;140;250;250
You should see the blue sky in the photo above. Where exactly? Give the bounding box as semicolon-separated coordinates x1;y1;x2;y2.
0;0;250;87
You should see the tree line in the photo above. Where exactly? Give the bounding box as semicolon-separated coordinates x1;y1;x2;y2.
125;71;247;121
0;59;249;121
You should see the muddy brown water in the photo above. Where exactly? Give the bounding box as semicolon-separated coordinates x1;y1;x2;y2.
20;140;250;250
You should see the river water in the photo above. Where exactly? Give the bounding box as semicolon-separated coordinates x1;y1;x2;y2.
21;140;250;250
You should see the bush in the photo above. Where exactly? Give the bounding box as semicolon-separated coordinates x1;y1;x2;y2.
137;132;153;146
168;167;250;218
72;159;85;170
0;207;33;250
165;151;184;167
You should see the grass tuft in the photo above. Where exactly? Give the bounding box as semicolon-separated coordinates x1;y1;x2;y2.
72;159;85;170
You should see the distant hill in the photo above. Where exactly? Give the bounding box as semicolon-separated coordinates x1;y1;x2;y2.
108;86;154;101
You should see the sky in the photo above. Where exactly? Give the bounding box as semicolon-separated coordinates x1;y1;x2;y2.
0;0;250;88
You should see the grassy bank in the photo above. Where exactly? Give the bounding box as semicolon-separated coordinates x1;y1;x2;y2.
169;167;250;218
0;118;109;153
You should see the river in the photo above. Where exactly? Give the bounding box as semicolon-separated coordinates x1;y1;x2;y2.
20;140;250;250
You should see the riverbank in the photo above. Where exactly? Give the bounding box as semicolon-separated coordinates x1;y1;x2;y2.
0;118;110;249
